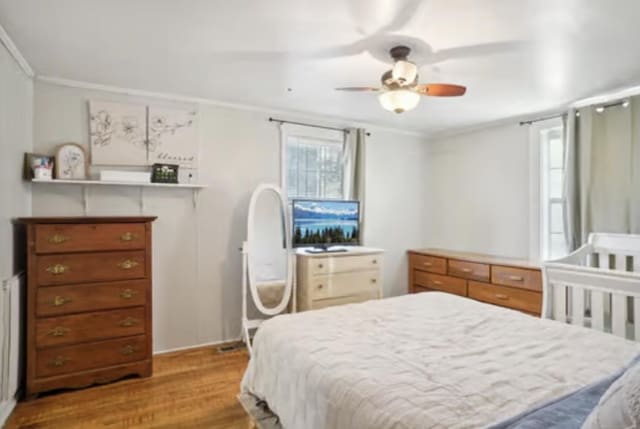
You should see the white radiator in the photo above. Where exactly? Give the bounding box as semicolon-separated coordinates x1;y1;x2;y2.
0;273;23;426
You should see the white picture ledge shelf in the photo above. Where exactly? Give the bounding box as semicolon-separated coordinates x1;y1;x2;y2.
31;179;207;213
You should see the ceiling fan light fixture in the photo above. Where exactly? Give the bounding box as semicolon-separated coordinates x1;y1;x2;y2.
392;60;418;84
378;89;420;114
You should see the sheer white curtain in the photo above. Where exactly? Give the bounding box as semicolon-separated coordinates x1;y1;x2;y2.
343;128;366;240
565;97;640;250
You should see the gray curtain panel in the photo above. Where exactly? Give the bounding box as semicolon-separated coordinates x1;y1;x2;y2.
565;97;640;250
343;128;366;240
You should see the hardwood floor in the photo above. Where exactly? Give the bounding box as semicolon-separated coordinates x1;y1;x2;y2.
6;344;253;429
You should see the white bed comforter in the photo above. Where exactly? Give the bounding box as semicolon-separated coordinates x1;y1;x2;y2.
241;292;640;429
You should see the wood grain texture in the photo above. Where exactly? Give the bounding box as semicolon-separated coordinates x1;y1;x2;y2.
448;259;490;282
7;345;252;429
21;217;155;397
36;280;147;317
36;251;146;286
16;217;158;225
35;223;147;254
408;248;542;315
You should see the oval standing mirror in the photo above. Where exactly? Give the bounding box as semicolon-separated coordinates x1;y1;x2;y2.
246;184;293;316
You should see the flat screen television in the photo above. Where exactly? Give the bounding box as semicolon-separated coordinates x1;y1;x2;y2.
292;199;360;249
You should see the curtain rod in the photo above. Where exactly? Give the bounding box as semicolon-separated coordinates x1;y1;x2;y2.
519;113;567;126
268;117;371;136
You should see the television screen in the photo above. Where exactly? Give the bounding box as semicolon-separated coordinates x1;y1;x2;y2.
292;199;360;247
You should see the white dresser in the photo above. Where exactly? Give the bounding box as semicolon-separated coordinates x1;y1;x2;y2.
296;247;384;311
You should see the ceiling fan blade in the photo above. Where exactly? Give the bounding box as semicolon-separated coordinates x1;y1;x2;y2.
423;40;531;65
415;84;466;97
335;87;380;92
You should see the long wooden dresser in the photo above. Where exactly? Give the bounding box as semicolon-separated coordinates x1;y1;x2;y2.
17;216;156;398
408;248;542;316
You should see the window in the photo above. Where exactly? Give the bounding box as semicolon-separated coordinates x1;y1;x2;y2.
540;125;567;260
282;125;345;200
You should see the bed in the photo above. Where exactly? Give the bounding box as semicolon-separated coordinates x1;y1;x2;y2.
240;292;640;429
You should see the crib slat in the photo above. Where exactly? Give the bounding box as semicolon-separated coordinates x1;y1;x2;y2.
633;255;640;273
571;287;585;326
553;284;567;322
599;252;611;269
612;294;627;338
615;254;626;271
592;291;605;331
634;298;640;341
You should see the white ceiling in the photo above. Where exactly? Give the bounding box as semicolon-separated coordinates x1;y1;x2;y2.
2;0;640;135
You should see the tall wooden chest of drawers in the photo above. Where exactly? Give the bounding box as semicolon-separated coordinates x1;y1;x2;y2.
408;248;543;316
17;217;156;398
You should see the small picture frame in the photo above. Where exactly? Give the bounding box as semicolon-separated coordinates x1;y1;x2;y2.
151;163;179;184
55;143;88;180
24;153;54;180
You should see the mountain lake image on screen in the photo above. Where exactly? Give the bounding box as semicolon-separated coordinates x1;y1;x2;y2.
292;199;360;247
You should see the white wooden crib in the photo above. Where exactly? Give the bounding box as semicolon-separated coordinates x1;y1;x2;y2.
543;233;640;340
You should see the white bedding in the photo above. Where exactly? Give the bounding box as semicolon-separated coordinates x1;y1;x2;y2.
241;292;640;429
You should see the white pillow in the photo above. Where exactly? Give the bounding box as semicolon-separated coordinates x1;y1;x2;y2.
582;362;640;429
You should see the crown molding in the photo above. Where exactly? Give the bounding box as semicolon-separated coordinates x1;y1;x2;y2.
0;23;34;78
571;84;640;108
36;75;429;139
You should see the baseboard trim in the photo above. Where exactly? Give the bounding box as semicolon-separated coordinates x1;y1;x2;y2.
0;399;16;428
153;337;242;356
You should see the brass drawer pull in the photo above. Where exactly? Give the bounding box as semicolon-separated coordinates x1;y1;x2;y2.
46;264;70;275
121;345;138;355
120;289;138;299
371;278;377;284
120;232;138;242
432;280;444;286
317;263;324;269
119;317;139;327
52;295;72;307
508;275;524;282
48;234;70;244
117;260;139;270
423;262;433;267
48;326;71;337
372;259;378;264
461;268;472;273
495;293;509;300
50;356;70;367
317;284;324;289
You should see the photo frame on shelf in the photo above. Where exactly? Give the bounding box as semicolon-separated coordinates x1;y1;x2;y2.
24;153;54;180
55;143;88;180
151;163;179;184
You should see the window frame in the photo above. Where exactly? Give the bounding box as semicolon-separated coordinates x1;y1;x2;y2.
280;123;346;201
528;118;567;261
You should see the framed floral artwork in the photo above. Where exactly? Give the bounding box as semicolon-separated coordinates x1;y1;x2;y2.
89;100;148;166
147;106;198;168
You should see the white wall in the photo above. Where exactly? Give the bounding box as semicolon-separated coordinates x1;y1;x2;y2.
32;81;428;352
424;123;531;258
0;42;32;282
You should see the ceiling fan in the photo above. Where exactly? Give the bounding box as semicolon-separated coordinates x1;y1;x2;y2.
336;45;466;114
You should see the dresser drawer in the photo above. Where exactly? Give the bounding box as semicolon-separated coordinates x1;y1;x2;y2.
468;281;541;314
36;335;147;378
37;280;147;317
36;307;146;348
410;254;446;274
491;266;542;292
309;254;381;276
311;270;380;300
36;251;146;286
311;291;379;310
414;272;466;296
35;223;146;254
448;259;490;282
